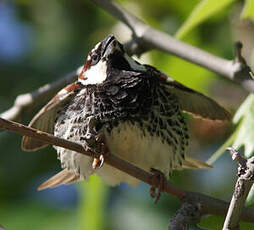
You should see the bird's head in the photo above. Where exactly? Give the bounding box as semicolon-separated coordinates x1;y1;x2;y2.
78;34;146;85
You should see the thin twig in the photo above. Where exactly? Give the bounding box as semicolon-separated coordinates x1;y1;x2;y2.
1;1;254;228
0;117;184;199
92;0;254;88
1;117;254;223
223;148;254;230
0;68;81;122
1;0;254;122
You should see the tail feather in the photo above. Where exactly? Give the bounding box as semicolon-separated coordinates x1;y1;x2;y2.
38;169;79;191
182;157;213;169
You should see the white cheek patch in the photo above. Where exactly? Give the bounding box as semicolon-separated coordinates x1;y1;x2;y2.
124;54;146;72
79;60;107;85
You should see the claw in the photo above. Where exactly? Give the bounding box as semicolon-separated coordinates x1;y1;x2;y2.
92;154;105;169
99;154;105;168
95;133;103;143
84;130;109;170
150;168;166;203
150;186;156;198
92;158;100;169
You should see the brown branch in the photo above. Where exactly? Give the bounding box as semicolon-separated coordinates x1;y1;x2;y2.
1;117;254;224
1;0;254;122
0;68;80;122
223;148;254;230
0;1;254;227
0;117;184;199
92;0;254;91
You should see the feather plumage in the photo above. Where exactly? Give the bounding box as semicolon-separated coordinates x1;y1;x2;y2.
22;82;82;151
38;169;79;191
22;35;230;191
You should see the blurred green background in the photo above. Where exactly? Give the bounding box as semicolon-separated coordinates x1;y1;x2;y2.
0;0;254;229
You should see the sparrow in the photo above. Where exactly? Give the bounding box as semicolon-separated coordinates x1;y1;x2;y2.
22;34;230;200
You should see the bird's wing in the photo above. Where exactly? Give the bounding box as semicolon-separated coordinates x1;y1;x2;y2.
37;169;79;191
163;78;231;121
22;82;82;151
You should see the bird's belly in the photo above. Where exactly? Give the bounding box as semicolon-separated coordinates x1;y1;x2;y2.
95;122;178;187
56;120;184;187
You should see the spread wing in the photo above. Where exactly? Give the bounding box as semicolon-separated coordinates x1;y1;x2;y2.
163;78;231;121
22;82;82;151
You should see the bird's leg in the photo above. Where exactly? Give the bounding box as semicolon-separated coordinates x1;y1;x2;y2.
150;168;166;203
91;133;110;169
83;117;109;169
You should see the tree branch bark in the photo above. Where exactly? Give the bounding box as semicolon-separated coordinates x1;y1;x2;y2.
0;68;80;122
1;0;254;123
1;117;254;224
223;148;254;230
92;0;254;89
1;1;254;228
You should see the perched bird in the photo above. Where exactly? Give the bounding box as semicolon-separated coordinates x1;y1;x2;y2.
22;35;230;200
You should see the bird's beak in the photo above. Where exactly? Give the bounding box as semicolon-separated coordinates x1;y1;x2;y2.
101;34;117;58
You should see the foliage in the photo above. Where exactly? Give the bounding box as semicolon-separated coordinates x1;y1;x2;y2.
241;0;254;21
176;0;254;206
78;176;108;230
175;0;236;39
217;94;254;204
232;94;254;158
0;0;254;229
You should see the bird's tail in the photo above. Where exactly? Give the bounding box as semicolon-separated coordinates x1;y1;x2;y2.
181;157;213;169
38;169;79;191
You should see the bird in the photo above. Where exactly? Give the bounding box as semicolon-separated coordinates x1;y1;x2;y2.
22;34;230;201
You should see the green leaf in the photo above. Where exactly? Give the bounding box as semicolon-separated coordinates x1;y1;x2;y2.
175;0;235;39
198;215;224;230
209;94;254;204
232;94;254;158
199;214;254;230
78;175;108;230
151;30;214;94
246;185;254;205
241;0;254;21
209;94;254;164
232;95;254;205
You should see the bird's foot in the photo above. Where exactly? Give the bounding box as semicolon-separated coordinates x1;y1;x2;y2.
150;168;166;203
83;131;109;169
81;117;109;169
92;135;110;169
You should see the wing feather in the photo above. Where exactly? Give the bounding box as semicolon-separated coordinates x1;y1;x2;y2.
22;82;82;151
165;80;231;121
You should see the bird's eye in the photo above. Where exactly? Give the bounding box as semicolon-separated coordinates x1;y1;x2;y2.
91;54;99;65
